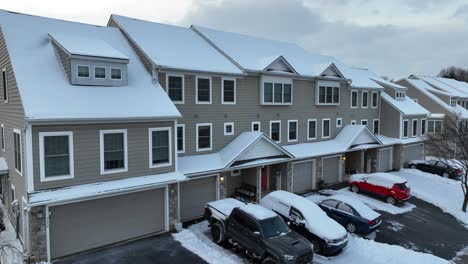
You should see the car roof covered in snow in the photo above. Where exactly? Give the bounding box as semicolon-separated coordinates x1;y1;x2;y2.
350;173;407;186
380;92;430;116
325;194;381;220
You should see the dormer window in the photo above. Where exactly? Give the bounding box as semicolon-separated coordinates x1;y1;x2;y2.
395;91;406;100
261;75;293;105
451;99;457;107
316;81;339;105
77;65;89;78
111;68;122;80
94;67;106;79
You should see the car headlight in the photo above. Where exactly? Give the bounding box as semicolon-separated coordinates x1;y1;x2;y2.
283;254;295;261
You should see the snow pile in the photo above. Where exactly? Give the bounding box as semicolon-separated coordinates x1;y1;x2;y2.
385;220;405;232
393;169;468;226
1;207;24;264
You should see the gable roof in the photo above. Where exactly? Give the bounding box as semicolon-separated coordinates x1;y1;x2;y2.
0;10;180;122
262;56;298;75
415;76;468;98
336;66;384;89
111;15;243;75
335;125;382;149
371;78;406;90
381;92;430;116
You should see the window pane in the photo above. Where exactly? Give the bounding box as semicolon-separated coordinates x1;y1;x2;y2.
198;126;211;149
104;133;124;170
264;83;273;103
44;136;70;177
152;130;170;165
323;120;330;137
319;86;326;103
223;80;235;103
333;87;339;103
111;68;122;80
403;121;408;137
373;120;379;134
274;83;283;103
352;92;357;107
289;122;297;140
77;66;89;78
413;120;417;136
168;76;183;101
253;123;260;132
14;132;21;172
309;121;316;138
271;122;280;141
422;120;426;134
372;93;378;107
177;126;184;152
362;92;368;107
95;67;106;79
1;127;4;150
435;121;442;133
197;78;211;102
3;69;6;101
283;84;292;103
326;87;333;103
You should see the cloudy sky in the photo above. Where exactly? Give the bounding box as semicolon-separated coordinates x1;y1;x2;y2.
2;0;468;78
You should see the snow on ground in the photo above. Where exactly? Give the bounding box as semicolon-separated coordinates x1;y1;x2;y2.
393;169;468;227
385;220;405;232
0;206;23;264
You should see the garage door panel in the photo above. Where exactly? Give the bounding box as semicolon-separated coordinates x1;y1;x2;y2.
323;157;340;185
293;161;315;194
50;188;166;259
403;144;423;167
379;148;392;172
180;176;217;222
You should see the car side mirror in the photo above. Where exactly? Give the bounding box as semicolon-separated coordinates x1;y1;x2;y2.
253;231;261;238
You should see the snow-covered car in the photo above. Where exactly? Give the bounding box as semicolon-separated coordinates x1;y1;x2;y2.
204;198;313;264
408;159;462;179
348;173;411;204
260;191;348;255
318;194;381;235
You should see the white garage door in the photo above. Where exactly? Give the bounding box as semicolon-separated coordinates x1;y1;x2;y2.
402;144;424;167
379;148;393;172
50;188;166;259
323;156;341;185
292;160;316;194
179;176;218;222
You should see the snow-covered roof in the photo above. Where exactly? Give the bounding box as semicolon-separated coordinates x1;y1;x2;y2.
0;157;8;175
0;10;180;121
336;66;384;90
428;113;445;119
49;32;129;60
416;76;468;98
326;194;380;221
376;135;426;146
371;78;406;90
381;92;430;116
28;171;185;206
432;77;468;95
111;15;243;75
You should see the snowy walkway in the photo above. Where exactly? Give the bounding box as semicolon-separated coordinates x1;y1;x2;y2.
0;207;23;264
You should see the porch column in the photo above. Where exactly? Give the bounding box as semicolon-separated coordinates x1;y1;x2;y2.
256;167;262;202
360;150;365;173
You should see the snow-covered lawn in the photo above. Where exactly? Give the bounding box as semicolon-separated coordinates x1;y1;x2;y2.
0;207;23;264
393;169;468;227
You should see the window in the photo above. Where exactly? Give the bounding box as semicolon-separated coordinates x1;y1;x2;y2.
77;65;90;78
196;77;211;104
435;120;442;133
395;91;406;100
322;119;331;138
167;75;184;103
13;129;21;175
222;78;236;104
94;67;106;79
362;91;368;108
177;124;185;153
224;122;234;136
2;67;7;103
373;119;379;134
307;119;317;140
403;120;409;138
317;85;339;105
196;123;212;151
149;127;172;168
10;184;15;203
231;169;241;176
371;92;378;108
337;202;354;215
1;124;4;152
361;119;368;126
351;90;358;108
262;82;292;104
110;68;122;80
336;118;342;128
252;121;261;132
451;99;457;106
270;121;281;142
321;199;338;208
100;130;127;174
351;120;357;125
421;119;426;135
288;120;298;142
39;132;74;181
412;119;418;137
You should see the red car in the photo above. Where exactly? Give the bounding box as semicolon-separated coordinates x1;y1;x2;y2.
347;173;411;204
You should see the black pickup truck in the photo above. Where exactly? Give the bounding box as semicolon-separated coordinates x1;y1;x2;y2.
204;198;313;264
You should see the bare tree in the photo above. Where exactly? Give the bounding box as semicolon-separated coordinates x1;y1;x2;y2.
425;113;468;212
0;242;23;264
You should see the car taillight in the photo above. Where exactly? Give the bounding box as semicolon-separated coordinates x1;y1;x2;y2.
456;169;462;175
368;220;375;225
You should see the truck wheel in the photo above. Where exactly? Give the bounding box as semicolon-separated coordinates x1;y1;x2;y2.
351;185;360;193
262;257;277;264
210;222;226;244
386;196;396;205
346;222;357;233
443;172;449;178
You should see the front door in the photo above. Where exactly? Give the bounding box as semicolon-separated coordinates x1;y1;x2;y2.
261;167;267;192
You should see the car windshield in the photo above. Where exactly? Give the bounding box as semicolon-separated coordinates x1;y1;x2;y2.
395;183;408;190
259;216;290;238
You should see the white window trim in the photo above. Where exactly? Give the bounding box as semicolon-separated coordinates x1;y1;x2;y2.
221;77;236;105
39;131;74;182
93;66;107;79
361;119;368;126
99;129;128;175
196;123;213;152
336;118;342;128
270;120;281;143
76;65;90;79
2;67;8;103
176;124;185;154
403;119;409;138
231;169;241;176
287;120;298;143
322;118;331;139
13;128;22;176
351;90;358;108
371;92;378;108
412;119;418;137
110;67;123;80
351;120;357;125
316;83;340;105
166;73;185;104
149;127;173;169
373;119;380;134
307;119;317;140
195;76;212;104
1;123;4;152
251;121;261;132
361;91;369;108
421;119;427;135
224;122;235;136
261;81;293;105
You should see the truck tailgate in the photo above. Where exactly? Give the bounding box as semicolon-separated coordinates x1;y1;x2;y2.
207;198;245;221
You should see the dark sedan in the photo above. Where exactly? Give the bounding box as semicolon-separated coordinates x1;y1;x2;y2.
408;159;462;179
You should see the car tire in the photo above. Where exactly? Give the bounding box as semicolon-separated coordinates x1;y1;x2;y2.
210;222;226;244
346;222;357;233
351;185;360;193
311;239;322;254
410;164;416;169
386;196;396;205
443;172;449;178
262;256;277;264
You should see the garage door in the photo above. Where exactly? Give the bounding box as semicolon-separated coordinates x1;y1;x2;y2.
180;176;218;222
292;161;316;194
402;144;424;167
323;156;341;185
50;188;166;259
379;148;393;172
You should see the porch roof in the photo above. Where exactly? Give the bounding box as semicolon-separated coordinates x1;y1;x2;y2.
376;135;426;146
0;158;8;175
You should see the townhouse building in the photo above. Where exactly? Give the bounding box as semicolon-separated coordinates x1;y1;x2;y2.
0;10;431;262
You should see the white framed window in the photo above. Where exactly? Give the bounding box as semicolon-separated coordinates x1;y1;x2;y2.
251;121;261;132
395;91;406;100
371;92;378;108
403;119;409;138
231;169;241;176
110;68;122;80
351;90;358;108
287;120;298;142
224;122;234;136
373;119;380;134
262;82;292;105
351;120;357;125
421;119;427;135
307;119;317;140
2;67;7;103
222;78;236;104
77;65;90;78
196;123;212;152
94;66;106;79
149;127;172;168
177;124;185;154
317;83;340;105
361;91;369;108
361;119;368;126
39;131;74;182
451;98;457;106
322;119;331;139
1;124;4;152
166;74;184;103
10;184;15;203
336;118;342;128
13;129;22;176
412;119;418;137
270;121;281;143
196;76;212;104
100;129;128;174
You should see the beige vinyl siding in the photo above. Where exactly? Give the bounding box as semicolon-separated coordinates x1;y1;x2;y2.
51;41;71;80
32;121;176;191
380;100;401;138
397;79;451;115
